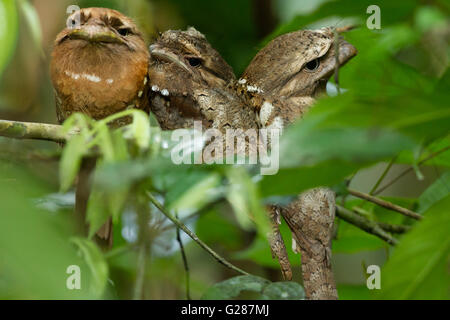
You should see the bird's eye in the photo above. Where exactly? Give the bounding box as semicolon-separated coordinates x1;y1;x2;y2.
305;59;320;72
187;57;202;68
118;28;131;37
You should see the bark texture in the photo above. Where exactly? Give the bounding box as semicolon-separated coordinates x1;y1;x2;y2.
283;188;338;300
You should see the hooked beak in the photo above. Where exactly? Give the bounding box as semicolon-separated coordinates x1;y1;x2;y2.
68;24;123;44
318;39;357;80
149;44;193;74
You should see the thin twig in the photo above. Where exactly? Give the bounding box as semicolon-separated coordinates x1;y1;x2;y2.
159;197;225;233
176;213;191;300
336;205;399;245
373;145;450;195
146;192;250;276
377;222;411;234
348;189;422;220
333;28;341;95
369;155;398;195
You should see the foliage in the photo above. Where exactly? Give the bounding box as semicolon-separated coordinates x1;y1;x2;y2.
0;0;449;300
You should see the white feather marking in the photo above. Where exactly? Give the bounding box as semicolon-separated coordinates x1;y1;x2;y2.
260;101;273;126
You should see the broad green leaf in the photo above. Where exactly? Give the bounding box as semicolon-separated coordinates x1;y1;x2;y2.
96;123;115;162
0;0;18;76
201;275;270;300
86;187;111;239
59;134;86;192
70;237;109;298
168;172;222;215
417;171;450;214
0;163;95;299
262;282;305;300
226;167;270;235
380;195;450;299
260;160;357;197
131;110;151;151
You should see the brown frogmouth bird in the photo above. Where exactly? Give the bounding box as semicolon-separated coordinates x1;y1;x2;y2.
239;27;357;299
50;8;150;245
148;27;260;157
237;27;357;129
148;28;293;280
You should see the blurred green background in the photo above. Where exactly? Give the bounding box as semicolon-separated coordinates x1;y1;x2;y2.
0;0;449;300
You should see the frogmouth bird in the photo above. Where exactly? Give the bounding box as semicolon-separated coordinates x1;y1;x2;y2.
239;27;357;298
51;7;150;126
50;8;150;245
148;27;259;133
237;27;357;129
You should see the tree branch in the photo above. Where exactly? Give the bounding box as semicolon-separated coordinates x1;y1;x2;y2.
146;192;250;276
0;119;71;143
348;189;422;220
283;188;338;300
336;205;399;245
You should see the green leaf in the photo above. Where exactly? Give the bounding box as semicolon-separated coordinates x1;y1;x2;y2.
0;0;18;76
262;282;305;300
59;134;86;192
167;172;222;214
260;160;357;197
86;187;111;239
130;110;151;151
380;195;450;299
201;275;270;300
226;167;270;235
417;171;450;214
70;237;109;297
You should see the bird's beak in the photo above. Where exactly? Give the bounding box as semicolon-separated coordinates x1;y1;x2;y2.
68;24;123;44
338;39;358;65
317;39;357;80
149;44;193;74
